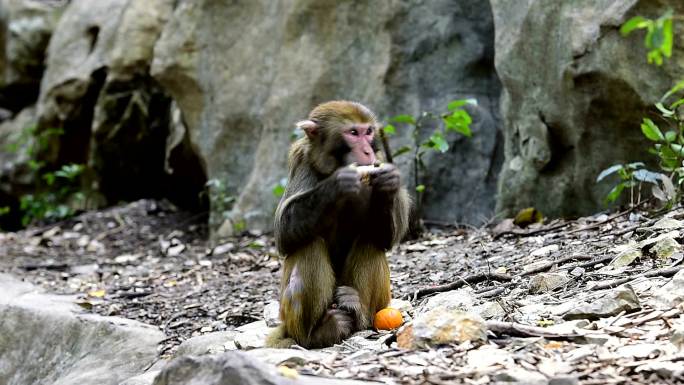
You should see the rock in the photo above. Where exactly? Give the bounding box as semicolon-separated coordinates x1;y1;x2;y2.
234;320;273;350
0;106;37;205
610;246;642;268
493;368;548;385
652;270;684;310
529;273;570;294
0;273;164;385
152;351;367;385
264;301;281;327
151;0;501;234
35;0;202;209
473;301;506;320
420;288;476;313
175;331;239;357
563;285;640;321
530;244;559;257
549;376;579;385
466;346;513;370
0;0;66;112
492;0;684;218
412;307;487;348
648;218;684;231
648;236;680;259
244;348;328;367
671;327;684;351
389;298;413;314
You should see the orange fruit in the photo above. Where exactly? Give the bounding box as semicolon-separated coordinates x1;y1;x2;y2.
374;307;403;330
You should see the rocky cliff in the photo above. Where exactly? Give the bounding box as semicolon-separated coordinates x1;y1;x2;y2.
1;0;683;232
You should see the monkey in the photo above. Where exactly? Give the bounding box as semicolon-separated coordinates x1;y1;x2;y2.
267;100;410;349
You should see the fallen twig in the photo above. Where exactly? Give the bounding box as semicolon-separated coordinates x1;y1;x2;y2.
410;273;513;300
590;266;684;291
492;221;570;240
521;255;592;276
486;320;579;339
565;208;634;235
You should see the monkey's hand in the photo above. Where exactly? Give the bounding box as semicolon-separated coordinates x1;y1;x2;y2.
369;163;400;195
335;286;370;330
333;167;362;197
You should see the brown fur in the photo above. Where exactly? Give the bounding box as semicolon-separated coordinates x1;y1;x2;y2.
268;101;410;349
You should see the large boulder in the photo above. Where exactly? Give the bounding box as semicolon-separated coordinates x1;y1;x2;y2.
0;0;66;113
492;0;684;218
153;351;369;385
33;0;204;209
152;0;501;233
0;274;164;385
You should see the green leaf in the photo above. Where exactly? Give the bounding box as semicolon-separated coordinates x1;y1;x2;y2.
641;118;664;141
632;169;661;184
656;102;675;117
272;184;285;197
391;114;416;125
670;98;684;110
383;124;396;135
0;206;10;216
415;184;426;193
661;17;673;58
665;131;678;142
446;99;476;111
662;79;684;101
605;183;626;203
659;145;679;169
620;16;649;36
625;162;646;169
42;172;56;186
392;145;412;158
670;143;684;156
596;164;624;182
427;131;449;153
443;109;473;137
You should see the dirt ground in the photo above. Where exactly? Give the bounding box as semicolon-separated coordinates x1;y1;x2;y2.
1;199;683;384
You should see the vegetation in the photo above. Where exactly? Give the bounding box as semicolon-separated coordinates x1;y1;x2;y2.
598;11;681;208
3;125;89;227
383;99;475;211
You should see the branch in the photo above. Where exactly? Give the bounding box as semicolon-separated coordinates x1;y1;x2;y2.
486;321;579;338
410;273;513;300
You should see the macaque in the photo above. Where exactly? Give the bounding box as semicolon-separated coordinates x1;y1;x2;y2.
267;101;410;348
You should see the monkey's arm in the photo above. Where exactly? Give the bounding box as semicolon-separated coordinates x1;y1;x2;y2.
275;165;356;255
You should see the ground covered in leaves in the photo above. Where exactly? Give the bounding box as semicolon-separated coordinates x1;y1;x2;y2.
1;199;684;384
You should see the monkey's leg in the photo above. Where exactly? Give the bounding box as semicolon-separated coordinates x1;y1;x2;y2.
340;242;391;329
277;238;354;348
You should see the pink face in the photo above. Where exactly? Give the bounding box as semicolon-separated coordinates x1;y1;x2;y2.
343;123;376;165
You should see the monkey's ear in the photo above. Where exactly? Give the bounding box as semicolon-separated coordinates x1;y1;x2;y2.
296;120;318;139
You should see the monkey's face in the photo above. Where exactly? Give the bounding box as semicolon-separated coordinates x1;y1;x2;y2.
341;123;376;166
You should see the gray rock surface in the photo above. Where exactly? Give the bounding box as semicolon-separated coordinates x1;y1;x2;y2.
151;0;502;232
152;351;369;385
0;0;66;112
0;274;164;385
492;0;684;218
563;284;641;320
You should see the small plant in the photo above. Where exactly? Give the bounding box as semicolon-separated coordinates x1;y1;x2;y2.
4;124;91;226
383;99;475;200
621;11;674;66
272;177;287;198
19;163;86;226
596;162;665;205
598;11;682;208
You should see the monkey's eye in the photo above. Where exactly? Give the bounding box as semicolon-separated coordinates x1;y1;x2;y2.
366;127;373;135
349;129;359;136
